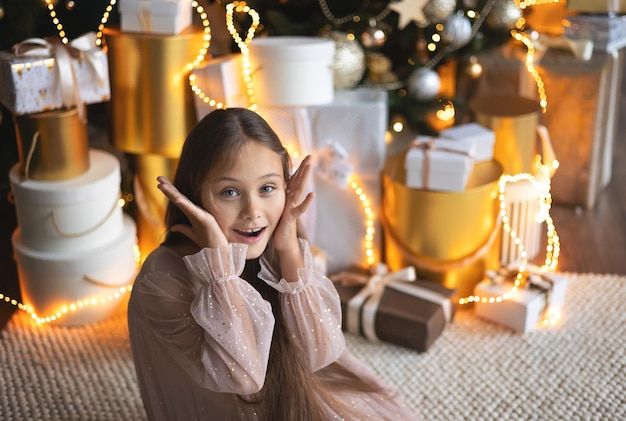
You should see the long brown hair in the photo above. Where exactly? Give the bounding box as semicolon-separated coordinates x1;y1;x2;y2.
164;108;381;420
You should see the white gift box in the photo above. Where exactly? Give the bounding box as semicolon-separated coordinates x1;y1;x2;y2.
405;137;475;192
12;214;138;326
192;54;249;120
0;34;110;115
565;14;626;52
249;36;335;106
119;0;193;35
474;272;568;333
258;89;388;174
9;149;125;253
257;89;388;273
440;122;495;162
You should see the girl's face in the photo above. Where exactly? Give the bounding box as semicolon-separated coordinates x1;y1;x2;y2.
202;141;287;259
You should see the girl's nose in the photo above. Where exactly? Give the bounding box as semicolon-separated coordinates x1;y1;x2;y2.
241;196;261;220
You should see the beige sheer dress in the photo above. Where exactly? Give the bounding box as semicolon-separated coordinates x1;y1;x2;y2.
127;239;418;420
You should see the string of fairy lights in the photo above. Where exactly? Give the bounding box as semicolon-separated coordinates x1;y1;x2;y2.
5;0;562;325
189;0;259;111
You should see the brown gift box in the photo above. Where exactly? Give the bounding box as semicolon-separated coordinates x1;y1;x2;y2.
333;267;456;352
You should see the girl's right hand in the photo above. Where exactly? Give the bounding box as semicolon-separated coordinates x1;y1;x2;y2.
156;176;228;249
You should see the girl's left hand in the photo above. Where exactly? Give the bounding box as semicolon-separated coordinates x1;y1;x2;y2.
272;155;315;253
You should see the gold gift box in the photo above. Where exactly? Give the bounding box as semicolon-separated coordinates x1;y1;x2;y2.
13;108;89;181
104;26;205;158
131;153;179;260
382;152;503;298
470;94;543;176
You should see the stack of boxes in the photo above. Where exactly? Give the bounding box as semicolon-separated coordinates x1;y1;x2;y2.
0;33;137;325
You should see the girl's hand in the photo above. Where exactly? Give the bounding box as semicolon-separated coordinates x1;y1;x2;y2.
273;155;315;253
157;176;228;249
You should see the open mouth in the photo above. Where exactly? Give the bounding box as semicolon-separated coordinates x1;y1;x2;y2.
234;227;265;238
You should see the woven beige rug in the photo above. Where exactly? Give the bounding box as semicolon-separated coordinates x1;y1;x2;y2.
1;272;624;421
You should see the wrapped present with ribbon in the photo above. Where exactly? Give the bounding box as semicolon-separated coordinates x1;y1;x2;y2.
404;136;476;192
0;32;110;119
474;264;568;333
119;0;194;35
439;122;496;162
192;53;249;121
564;13;626;53
331;264;456;352
257;89;388;274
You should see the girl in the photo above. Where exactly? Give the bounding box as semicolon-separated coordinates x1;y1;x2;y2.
127;108;418;420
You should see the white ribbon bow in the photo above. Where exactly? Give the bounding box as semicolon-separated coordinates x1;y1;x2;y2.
337;263;453;342
12;32;106;121
315;141;354;189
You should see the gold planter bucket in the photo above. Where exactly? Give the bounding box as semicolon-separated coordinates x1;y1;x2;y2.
13;108;89;181
382;153;503;298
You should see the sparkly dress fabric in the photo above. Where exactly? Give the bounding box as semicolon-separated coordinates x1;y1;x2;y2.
127;239;418;420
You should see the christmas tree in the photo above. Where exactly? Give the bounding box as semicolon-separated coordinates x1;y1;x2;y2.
244;0;520;134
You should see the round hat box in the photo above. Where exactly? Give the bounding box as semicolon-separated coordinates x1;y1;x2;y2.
248;36;335;106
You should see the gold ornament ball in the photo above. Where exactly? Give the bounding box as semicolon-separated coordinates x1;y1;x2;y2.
486;0;522;31
326;31;366;90
423;0;457;24
464;56;483;79
362;23;387;49
0;6;4;20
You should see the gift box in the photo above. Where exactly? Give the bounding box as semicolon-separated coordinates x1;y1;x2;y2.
466;42;620;209
119;0;193;35
104;26;205;157
12;214;138;326
565;14;626;52
9;149;125;254
257;89;388;274
383;153;503;299
249;36;335;106
474;268;568;333
404;137;475;192
332;265;456;352
567;0;626;13
439;122;495;162
192;54;249;120
0;33;110;116
13;107;89;181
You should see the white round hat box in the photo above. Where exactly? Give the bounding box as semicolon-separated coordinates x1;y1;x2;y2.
9;149;124;254
11;215;138;326
248;36;336;106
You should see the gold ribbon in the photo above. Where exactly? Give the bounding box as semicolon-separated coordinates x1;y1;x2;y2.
50;193;121;238
410;137;475;189
332;263;452;342
12;32;106;121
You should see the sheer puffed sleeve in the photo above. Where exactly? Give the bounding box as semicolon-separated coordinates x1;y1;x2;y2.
183;243;275;394
136;244;275;395
258;239;345;371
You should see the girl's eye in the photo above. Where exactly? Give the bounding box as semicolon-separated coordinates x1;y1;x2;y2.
220;188;239;198
260;185;275;194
